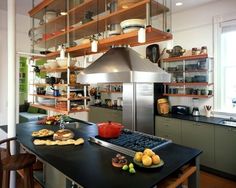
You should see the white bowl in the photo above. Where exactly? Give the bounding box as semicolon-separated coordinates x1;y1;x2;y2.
122;27;143;33
56;58;68;67
43;11;57;23
120;19;145;29
47;59;58;69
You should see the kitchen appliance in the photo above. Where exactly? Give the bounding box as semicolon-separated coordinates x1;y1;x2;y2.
171;105;190;115
89;129;171;157
192;98;200;116
77;47;171;135
192;107;200;116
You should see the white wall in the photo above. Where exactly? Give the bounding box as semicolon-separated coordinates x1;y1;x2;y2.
0;9;31;125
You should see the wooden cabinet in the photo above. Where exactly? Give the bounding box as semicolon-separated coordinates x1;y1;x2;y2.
181;120;214;168
162;54;214;98
155;116;182;144
215;125;236;176
88;106;122;124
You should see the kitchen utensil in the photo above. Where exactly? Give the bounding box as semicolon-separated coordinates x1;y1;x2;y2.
97;121;124;138
36;87;46;95
204;105;212;117
146;44;160;65
32;65;40;73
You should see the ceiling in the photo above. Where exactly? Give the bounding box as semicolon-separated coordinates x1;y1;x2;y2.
0;0;220;15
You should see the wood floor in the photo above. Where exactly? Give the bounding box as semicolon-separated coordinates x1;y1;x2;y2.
16;171;236;188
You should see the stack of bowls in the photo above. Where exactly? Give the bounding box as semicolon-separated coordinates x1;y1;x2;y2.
120;19;145;33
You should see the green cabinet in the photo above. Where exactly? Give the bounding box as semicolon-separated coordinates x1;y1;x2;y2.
182;121;214;167
215;125;236;176
88;106;122;124
155;116;182;144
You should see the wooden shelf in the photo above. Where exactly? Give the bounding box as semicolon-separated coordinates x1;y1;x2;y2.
163;82;213;86
164;94;214;98
31;103;89;115
31;94;67;100
163;54;208;62
34;0;170;49
68;27;172;57
40;66;84;73
30;83;67;87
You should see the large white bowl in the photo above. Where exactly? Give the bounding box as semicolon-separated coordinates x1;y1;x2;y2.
120;19;145;29
47;59;58;69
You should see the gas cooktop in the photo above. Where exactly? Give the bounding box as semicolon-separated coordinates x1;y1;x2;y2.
89;129;171;157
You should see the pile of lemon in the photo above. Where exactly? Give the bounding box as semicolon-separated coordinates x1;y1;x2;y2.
134;148;161;166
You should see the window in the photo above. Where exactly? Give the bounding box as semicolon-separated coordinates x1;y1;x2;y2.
216;19;236;113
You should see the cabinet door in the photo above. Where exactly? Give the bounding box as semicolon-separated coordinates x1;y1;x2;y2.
215;126;236;176
155;116;182;144
182;121;214;167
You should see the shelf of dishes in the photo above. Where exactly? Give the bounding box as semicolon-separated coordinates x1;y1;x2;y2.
33;27;172;59
29;0;169;50
31;103;89;115
162;54;208;62
163;85;213;98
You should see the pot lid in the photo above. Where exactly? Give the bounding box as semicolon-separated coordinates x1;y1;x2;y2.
77;47;171;83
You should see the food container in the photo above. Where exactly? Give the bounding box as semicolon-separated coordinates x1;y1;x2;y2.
97;121;124;138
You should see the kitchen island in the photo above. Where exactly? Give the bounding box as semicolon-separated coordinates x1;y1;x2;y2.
15;120;201;188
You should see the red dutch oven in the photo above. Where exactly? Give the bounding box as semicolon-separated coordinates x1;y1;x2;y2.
97;121;124;138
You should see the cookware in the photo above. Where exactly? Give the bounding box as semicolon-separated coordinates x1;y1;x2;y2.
97;121;124;138
146;44;160;65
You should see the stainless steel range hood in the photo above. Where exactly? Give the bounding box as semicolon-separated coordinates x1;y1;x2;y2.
77;47;171;83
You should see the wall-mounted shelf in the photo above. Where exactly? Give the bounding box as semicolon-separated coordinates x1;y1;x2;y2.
162;54;214;98
40;66;84;73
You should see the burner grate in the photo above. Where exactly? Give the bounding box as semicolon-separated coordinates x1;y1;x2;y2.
95;129;170;152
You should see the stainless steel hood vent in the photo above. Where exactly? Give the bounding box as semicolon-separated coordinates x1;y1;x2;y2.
77;47;171;83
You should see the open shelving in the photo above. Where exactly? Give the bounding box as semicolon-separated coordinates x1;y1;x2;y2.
29;0;172;114
162;54;214;98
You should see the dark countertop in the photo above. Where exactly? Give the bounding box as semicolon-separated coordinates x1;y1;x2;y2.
156;113;232;127
16;121;201;188
90;104;123;111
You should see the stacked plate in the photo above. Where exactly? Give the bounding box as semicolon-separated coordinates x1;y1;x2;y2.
120;19;145;33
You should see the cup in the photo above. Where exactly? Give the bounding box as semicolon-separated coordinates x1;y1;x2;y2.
205;110;212;117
